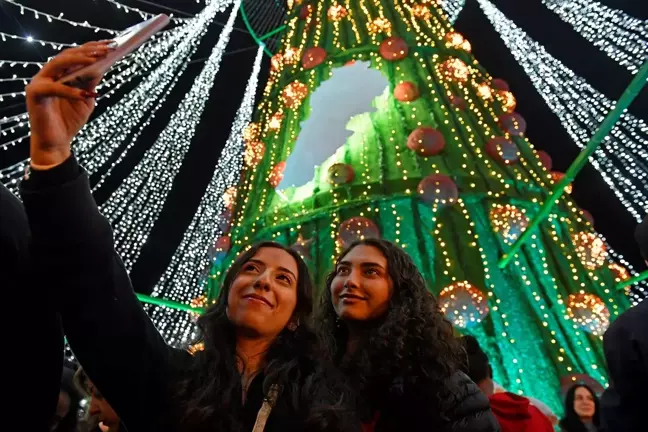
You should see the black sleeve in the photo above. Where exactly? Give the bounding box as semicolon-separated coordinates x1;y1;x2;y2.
440;372;500;432
20;156;182;431
600;302;648;432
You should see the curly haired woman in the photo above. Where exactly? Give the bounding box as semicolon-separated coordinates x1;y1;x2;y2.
316;238;499;431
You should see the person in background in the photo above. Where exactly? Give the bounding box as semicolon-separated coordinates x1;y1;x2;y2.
599;215;648;432
559;384;601;432
1;183;64;430
316;238;499;431
53;367;81;432
21;41;359;432
461;335;554;432
493;382;558;425
74;368;123;432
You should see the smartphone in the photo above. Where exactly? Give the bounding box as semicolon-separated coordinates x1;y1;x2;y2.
59;14;170;89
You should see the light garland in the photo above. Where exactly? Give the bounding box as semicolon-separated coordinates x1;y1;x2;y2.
439;0;466;23
3;0;120;34
100;0;240;272
0;19;203;190
146;46;263;346
479;0;648;223
0;25;189;152
542;0;648;74
101;0;189;23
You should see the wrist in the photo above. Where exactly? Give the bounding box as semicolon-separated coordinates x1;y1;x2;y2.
30;140;72;168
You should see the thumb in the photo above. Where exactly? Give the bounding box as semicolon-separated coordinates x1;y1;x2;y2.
26;81;97;103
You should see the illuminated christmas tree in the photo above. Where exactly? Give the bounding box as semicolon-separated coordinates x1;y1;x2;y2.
207;0;631;412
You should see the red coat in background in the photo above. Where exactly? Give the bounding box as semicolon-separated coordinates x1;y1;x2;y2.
489;392;554;432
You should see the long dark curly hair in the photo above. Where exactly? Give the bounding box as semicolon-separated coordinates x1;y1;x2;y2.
560;384;601;432
315;238;464;424
175;241;357;432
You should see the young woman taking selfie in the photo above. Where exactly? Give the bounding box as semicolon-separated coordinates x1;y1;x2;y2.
316;239;499;431
22;42;359;432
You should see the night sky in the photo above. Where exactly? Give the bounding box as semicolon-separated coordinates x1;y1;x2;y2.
1;0;647;294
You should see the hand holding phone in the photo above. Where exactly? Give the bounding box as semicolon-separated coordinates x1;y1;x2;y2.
58;14;170;89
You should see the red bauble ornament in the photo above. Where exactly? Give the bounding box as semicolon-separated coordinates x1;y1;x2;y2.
498;112;527;136
491;78;510;91
301;47;327;70
379;37;409;61
581;209;595;226
268;161;286;188
537;150;553;170
394;81;419;102
417;174;458;206
486;137;520;165
407;127;446;157
338;217;380;247
217;209;232;233
451;96;466;110
299;4;312;19
328;163;355;185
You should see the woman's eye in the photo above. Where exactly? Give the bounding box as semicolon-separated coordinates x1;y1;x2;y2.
243;264;259;272
337;267;349;275
277;274;291;283
365;268;379;276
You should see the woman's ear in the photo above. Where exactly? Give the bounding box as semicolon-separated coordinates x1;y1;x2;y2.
287;318;299;331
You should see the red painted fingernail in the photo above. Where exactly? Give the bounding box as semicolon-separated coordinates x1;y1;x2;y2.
81;91;98;98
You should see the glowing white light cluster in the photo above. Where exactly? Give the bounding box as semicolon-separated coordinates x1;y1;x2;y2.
0;26;189;153
439;0;466;23
3;0;120;34
100;0;240;272
148;46;264;346
543;0;647;74
478;0;648;223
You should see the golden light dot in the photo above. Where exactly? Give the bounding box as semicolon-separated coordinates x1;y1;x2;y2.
367;17;392;35
327;4;348;21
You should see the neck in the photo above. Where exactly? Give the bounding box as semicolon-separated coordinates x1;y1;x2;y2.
235;332;273;375
345;322;371;355
581;416;593;423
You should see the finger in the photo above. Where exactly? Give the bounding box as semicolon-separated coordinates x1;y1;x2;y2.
27;81;97;102
39;54;100;80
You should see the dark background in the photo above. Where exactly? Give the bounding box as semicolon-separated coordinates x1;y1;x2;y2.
1;0;647;294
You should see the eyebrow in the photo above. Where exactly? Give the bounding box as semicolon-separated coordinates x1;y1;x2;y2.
337;260;386;270
247;258;298;281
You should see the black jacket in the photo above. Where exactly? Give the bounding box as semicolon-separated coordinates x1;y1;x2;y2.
600;299;648;432
20;157;358;432
370;371;500;431
1;183;63;430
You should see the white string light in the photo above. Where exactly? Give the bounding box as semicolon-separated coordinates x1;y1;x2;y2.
101;0;189;23
2;0;120;34
439;0;466;23
148;46;264;346
100;0;240;272
0;30;76;49
478;0;648;223
0;24;190;153
543;0;648;74
478;0;647;303
0;7;214;188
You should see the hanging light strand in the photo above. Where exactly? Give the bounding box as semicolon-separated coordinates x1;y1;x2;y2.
147;46;264;346
543;0;648;74
478;0;648;223
2;0;120;34
99;0;240;272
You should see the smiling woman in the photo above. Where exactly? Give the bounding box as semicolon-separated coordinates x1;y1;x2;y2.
316;238;499;431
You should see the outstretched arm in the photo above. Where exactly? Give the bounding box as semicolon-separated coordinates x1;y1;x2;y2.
21;42;186;431
21;155;180;430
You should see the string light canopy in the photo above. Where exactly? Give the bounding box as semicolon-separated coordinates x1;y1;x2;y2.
100;0;239;272
146;46;264;346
